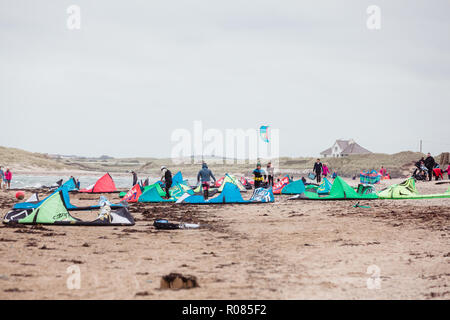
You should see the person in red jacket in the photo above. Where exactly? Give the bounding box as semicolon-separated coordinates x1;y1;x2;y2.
433;167;443;180
4;168;12;189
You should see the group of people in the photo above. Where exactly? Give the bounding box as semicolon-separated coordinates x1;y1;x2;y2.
157;159;331;200
136;153;450;201
415;153;450;181
0;166;12;190
312;159;331;183
156;162;276;200
252;162;275;189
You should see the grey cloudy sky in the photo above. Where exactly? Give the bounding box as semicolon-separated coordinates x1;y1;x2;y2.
1;0;449;158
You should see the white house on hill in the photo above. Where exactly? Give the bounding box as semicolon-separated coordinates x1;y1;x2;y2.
320;139;371;158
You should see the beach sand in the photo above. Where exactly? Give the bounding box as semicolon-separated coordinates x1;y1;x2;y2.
0;178;448;299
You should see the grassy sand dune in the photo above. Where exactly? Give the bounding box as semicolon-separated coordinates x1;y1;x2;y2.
1;146;447;178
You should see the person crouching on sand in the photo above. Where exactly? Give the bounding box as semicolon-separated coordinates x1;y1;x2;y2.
197;163;216;200
4;168;12;190
160;166;172;199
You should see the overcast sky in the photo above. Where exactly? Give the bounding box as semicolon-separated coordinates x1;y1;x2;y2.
1;0;449;158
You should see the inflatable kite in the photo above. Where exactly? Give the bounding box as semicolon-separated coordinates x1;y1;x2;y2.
3;191;134;226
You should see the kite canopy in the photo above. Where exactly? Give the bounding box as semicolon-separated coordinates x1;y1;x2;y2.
14;186;123;211
317;177;332;195
79;173;117;193
290;176;378;200
3;191;134;226
214;176;225;188
172;171;188;185
56;177;78;192
177;183;274;204
192;184;219;197
142;182;166;197
139;183;193;203
217;174;246;192
259;125;269;143
378;178;450;199
281;179;306;195
239;176;253;190
121;184;143;203
360;170;381;184
272;176;291;194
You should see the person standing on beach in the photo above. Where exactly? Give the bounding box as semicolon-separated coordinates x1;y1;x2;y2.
266;162;274;186
0;166;4;190
131;171;138;186
322;163;330;178
253;163;267;189
161;166;172;199
424;153;435;181
197;163;216;200
4;168;12;190
313;159;323;183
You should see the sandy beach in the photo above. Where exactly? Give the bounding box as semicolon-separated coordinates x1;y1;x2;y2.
0;178;448;300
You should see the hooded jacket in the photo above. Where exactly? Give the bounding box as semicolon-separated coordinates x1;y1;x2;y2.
197;164;216;183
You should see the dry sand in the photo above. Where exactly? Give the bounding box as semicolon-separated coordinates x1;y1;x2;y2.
0;178;448;299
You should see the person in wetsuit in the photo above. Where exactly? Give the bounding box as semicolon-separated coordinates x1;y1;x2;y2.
161;166;172;199
266;162;274;186
253;163;267;189
131;171;138;186
313;159;323;183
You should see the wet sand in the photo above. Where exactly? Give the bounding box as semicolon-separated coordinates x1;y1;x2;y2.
0;178;449;299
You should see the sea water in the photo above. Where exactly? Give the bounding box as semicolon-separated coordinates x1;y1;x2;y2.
9;175;162;189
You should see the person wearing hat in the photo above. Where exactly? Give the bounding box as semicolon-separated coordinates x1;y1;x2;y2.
253;163;267;189
160;166;172;199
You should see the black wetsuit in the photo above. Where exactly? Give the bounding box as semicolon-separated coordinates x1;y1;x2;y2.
313;162;323;183
164;170;172;198
253;168;266;189
132;172;138;186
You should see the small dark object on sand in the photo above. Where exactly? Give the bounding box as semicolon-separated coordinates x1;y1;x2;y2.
160;273;199;290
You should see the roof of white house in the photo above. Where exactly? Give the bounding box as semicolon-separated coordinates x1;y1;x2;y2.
320;139;371;155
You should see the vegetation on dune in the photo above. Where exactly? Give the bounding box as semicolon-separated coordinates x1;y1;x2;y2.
0;146;447;178
0;146;71;170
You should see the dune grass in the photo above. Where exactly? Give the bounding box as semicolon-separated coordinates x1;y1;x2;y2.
1;145;445;178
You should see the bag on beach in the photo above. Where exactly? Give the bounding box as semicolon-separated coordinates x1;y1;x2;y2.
153;219;180;230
